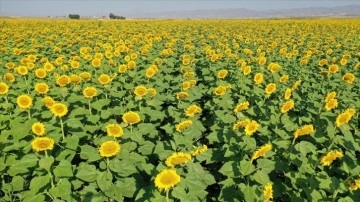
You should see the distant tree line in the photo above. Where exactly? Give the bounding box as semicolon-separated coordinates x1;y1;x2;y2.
68;14;80;19
109;13;126;20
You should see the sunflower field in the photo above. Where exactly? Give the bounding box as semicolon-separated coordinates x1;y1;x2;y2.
0;19;359;202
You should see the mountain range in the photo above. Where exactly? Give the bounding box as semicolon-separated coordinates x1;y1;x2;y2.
131;5;360;19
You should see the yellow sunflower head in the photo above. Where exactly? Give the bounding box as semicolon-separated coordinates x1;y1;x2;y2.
32;122;46;136
265;83;276;95
134;86;147;97
165;152;192;167
98;74;111;85
106;123;124;138
34;82;49;94
99;141;121;157
17;94;32;109
31;137;55;152
154;169;181;192
50;103;68;117
0;82;9;95
83;87;98;99
122;111;141;125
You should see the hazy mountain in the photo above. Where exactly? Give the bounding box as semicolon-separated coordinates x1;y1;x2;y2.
133;5;360;19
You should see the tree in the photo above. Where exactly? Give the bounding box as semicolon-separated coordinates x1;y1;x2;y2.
109;13;126;20
68;14;80;19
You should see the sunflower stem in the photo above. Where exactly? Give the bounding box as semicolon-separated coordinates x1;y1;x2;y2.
88;99;92;116
106;158;110;173
166;189;169;202
45;151;55;188
4;95;11;116
27;109;32;120
60;117;65;140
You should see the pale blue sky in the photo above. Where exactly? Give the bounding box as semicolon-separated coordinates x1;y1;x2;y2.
0;0;359;17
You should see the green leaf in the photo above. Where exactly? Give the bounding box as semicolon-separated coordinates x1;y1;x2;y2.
240;160;255;176
115;177;137;198
257;159;275;173
39;156;54;171
53;160;73;178
76;163;99;182
7;154;38;176
66;118;84;129
109;159;137;177
295;141;317;156
49;179;72;199
29;176;50;193
219;161;235;178
252;170;270;185
91;99;111;111
11;176;25;192
97;172;116;198
80;145;101;162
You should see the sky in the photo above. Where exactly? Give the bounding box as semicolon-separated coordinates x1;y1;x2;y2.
0;0;359;17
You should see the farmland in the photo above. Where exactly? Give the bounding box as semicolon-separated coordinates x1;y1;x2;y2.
0;19;359;201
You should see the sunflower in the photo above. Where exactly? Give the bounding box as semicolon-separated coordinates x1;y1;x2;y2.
34;83;49;94
34;68;47;79
328;64;339;74
44;62;54;72
244;120;260;136
146;68;156;78
280;100;295;113
268;63;281;73
232;119;251;130
190;145;208;156
98;74;111;85
233;101;250;113
127;60;136;69
251;144;272;161
32;122;46;136
325;99;338;111
70;60;80;69
293;124;315;139
217;69;228;79
4;73;15;83
79;72;92;81
325;92;336;102
258;56;267;65
185;105;201;117
149;65;159;73
91;58;101;67
279;75;289;83
147;88;157;97
263;183;273;202
99;141;121;157
265;83;276;95
345;108;356;117
284;88;292;100
214;86;227;96
0;82;9;95
335;112;352;127
118;64;127;73
56;75;71;87
122;111;141;125
243;65;251;75
17;94;32;109
349;179;360;191
342;73;355;84
320;150;344;166
176;120;193;132
50;103;68;117
31;137;55;152
134;86;147;97
165;152;192;167
182;81;191;90
83;87;97;99
42;96;55;108
291;80;302;91
176;91;189;100
106;123;123;138
154;169;181;192
254;73;264;85
70;75;82;84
